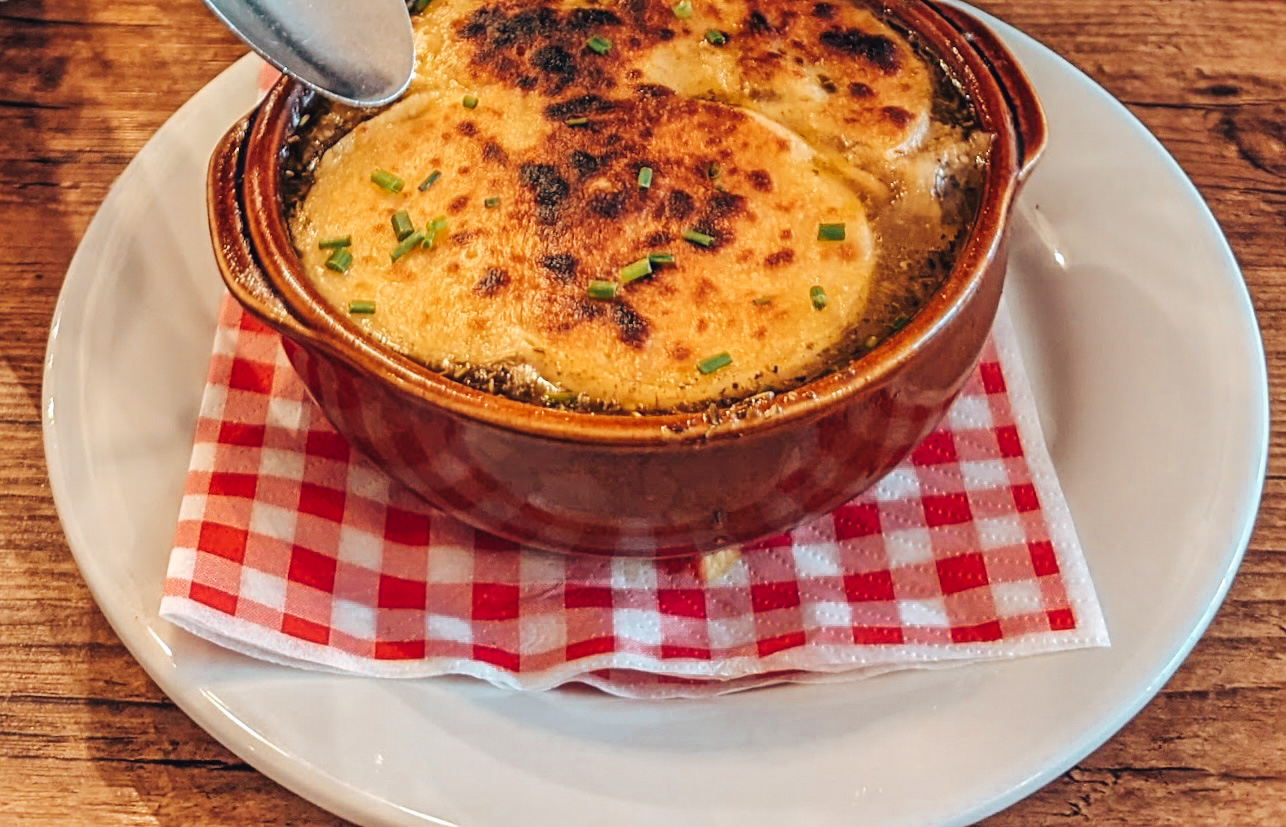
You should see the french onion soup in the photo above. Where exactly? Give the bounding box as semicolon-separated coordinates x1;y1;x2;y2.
286;0;991;413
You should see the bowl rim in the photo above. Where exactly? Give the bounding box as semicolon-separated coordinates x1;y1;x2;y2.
227;0;1031;447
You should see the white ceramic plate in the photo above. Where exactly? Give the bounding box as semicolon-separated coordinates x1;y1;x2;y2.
43;8;1267;827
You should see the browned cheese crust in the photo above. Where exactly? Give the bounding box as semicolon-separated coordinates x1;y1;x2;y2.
292;0;979;411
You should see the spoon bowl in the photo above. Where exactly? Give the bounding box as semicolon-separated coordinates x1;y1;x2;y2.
200;0;414;107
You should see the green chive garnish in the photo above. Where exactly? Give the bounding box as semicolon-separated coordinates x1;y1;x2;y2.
462;94;479;109
371;169;405;193
587;35;612;54
753;295;773;305
891;314;910;331
391;211;415;241
391;230;426;261
411;0;431;12
587;280;619;300
683;229;715;247
864;334;880;349
648;251;675;266
348;300;376;315
565;116;590;127
318;235;351;249
418;169;442;191
817;222;846;241
424;215;448;248
638;166;653;189
325;248;353;273
484;196;501;208
545;390;578;404
672;0;694;18
810;285;828;310
697;352;732;375
620;257;653;284
705;29;728;46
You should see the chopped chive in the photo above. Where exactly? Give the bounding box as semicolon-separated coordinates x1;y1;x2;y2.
391;210;415;240
462;94;479;109
565;115;590;127
810;285;828;310
864;334;880;349
324;248;353;273
704;29;728;46
484;196;501;208
682;228;715;247
672;0;694;18
424;215;448;248
391;230;426;261
410;0;431;12
753;295;773;305
620;257;653;284
817;222;847;241
545;390;578;404
648;251;675;266
587;279;619;300
371;169;405;193
348;300;376;315
418;169;442;191
318;235;351;249
697;351;732;375
587;35;612;54
891;314;910;331
638;166;653;189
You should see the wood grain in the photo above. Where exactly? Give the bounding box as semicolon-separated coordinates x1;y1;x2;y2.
1;0;1281;823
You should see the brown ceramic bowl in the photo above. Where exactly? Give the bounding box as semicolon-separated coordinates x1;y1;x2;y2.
207;0;1046;557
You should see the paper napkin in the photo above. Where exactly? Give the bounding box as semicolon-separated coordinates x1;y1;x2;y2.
159;292;1108;699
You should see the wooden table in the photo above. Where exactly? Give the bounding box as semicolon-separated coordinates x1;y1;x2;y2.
3;0;1282;822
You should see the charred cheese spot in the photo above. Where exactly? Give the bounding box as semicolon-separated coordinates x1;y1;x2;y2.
611;302;650;348
539;252;577;282
764;249;794;267
482;140;510;165
748;169;773;191
881;106;915;129
818;28;901;73
474;268;511;295
292;0;985;411
520;162;570;223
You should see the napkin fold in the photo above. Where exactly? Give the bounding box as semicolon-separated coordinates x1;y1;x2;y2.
160;295;1107;698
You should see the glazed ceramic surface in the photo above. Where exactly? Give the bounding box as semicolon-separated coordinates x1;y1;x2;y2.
210;0;1046;556
43;3;1267;823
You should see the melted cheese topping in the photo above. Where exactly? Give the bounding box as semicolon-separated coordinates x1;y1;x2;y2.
292;0;970;411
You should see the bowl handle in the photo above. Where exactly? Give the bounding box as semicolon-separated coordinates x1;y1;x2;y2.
207;116;317;342
931;3;1048;182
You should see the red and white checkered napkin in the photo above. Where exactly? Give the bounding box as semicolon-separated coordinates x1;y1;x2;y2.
160;294;1107;698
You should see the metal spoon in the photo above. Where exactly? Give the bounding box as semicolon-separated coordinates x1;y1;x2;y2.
200;0;415;107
